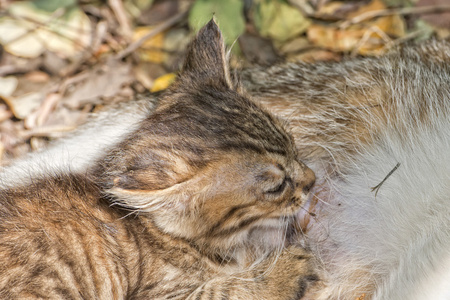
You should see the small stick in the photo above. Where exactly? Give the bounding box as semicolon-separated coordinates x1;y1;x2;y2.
108;0;133;39
340;5;450;28
115;9;189;60
371;162;401;197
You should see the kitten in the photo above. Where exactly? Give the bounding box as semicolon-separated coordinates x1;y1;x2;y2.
243;40;450;299
0;20;318;299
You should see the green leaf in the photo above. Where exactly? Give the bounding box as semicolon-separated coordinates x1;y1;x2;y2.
32;0;77;12
413;19;435;42
188;0;245;45
381;0;414;7
253;0;310;42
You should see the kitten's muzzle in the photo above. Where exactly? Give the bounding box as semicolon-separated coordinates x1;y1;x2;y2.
297;166;316;195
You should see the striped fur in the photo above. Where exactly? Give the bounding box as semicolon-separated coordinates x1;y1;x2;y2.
0;20;318;299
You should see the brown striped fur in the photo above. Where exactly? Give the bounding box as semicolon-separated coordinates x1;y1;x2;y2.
0;20;318;299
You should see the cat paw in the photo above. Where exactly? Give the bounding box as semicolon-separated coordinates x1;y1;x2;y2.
262;246;320;300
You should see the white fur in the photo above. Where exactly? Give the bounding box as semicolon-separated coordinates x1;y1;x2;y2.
0;99;153;187
306;106;450;299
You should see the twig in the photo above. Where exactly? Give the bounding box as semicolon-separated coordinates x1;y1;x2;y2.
6;7;67;45
20;125;77;139
115;9;189;60
8;8;90;52
371;162;401;197
383;29;429;50
350;25;392;57
340;5;450;28
108;0;133;39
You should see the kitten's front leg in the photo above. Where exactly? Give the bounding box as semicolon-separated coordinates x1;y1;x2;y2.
186;246;319;300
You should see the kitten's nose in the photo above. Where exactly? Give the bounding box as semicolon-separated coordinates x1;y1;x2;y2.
299;166;316;194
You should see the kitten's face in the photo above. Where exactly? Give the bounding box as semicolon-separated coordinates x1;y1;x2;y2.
98;20;315;254
188;151;314;249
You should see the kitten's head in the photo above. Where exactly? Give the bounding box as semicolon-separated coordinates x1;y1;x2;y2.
98;20;315;257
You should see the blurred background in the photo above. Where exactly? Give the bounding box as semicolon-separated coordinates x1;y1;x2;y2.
0;0;449;163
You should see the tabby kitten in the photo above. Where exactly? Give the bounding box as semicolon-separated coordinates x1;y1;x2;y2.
243;40;450;299
0;20;318;299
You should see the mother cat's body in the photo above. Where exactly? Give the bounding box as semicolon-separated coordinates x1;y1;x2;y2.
243;42;450;299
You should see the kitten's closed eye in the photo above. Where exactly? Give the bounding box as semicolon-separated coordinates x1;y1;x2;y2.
265;177;289;195
258;164;294;197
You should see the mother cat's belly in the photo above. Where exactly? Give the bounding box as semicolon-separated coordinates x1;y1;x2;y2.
297;138;450;300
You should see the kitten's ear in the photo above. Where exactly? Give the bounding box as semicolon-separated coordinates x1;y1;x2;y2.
181;18;233;88
107;181;193;212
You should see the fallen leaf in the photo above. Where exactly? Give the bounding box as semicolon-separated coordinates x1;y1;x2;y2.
1;2;92;58
0;104;13;123
42;51;69;75
307;0;405;55
189;0;245;45
346;0;386;19
412;19;435;41
63;58;133;108
238;32;281;65
287;49;341;62
0;52;43;77
163;28;191;69
24;71;50;83
253;0;311;42
32;0;76;12
4;92;44;120
0;77;19;97
151;73;176;92
279;37;311;55
133;26;165;63
38;8;92;57
0;18;46;58
134;65;154;90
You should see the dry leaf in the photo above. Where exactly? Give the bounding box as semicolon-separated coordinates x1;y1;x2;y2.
307;0;405;55
4;92;44;120
287;49;341;62
253;0;311;43
24;71;50;83
133;26;165;63
239;32;281;65
134;64;154;90
0;77;19;97
151;73;176;92
0;104;13;123
0;18;46;58
63;58;133;108
279;37;310;55
163;28;191;69
0;2;92;58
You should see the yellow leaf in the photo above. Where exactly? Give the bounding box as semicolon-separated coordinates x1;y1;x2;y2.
133;26;164;63
346;0;386;19
307;0;405;55
151;73;176;92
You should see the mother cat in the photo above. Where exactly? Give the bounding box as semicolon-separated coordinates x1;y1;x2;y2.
243;40;450;299
0;20;318;299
